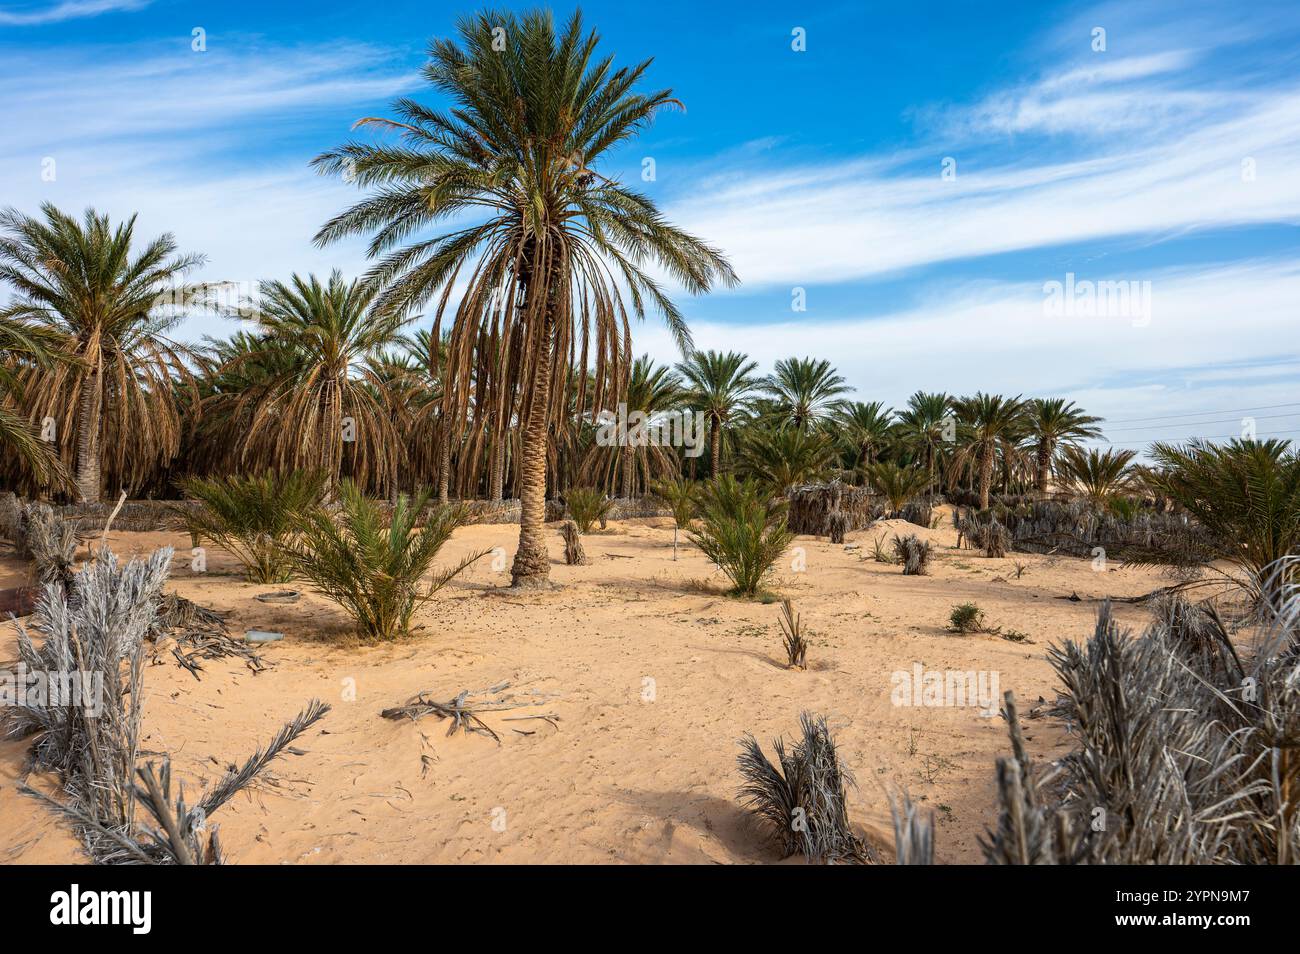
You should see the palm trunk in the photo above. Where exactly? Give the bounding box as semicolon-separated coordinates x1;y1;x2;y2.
74;371;102;504
437;424;451;504
709;417;721;477
620;442;634;499
979;445;994;511
489;431;505;501
510;319;555;588
1036;441;1052;496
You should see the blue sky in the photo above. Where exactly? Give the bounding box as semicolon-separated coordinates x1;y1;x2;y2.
2;0;1299;452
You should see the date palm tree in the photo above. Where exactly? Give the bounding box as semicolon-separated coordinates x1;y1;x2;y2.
313;9;735;587
677;349;760;477
894;391;954;495
833;400;893;481
1056;445;1136;506
952;393;1029;510
0;316;67;488
0;204;206;502
1026;398;1102;495
614;354;684;498
215;272;408;493
761;357;850;431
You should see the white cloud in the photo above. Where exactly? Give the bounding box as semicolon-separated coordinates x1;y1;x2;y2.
634;258;1300;448
0;0;150;26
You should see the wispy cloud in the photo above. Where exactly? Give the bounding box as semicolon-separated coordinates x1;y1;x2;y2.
0;0;150;26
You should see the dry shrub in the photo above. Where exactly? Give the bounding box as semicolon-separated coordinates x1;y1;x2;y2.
737;712;874;864
892;534;932;575
980;566;1300;864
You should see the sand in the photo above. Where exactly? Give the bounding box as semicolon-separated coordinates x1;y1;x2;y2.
0;510;1169;864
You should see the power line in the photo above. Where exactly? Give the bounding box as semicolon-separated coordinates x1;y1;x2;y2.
1104;411;1299;434
1101;402;1300;425
1094;427;1300;449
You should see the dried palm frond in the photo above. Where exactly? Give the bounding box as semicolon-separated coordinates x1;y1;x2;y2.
737;712;875;864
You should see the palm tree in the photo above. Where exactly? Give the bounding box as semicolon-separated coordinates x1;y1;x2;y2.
313;10;735;588
677;349;760;477
1055;445;1136;506
832;401;893;481
761;357;850;431
1147;439;1300;598
865;460;930;515
952;393;1029;510
0;204;206;502
894;391;954;495
1026;398;1102;495
615;355;684;498
0;316;67;488
215;272;409;493
735;425;836;494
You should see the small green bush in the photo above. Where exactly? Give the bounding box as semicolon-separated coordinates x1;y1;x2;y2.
949;602;985;634
565;487;612;534
288;481;485;641
177;470;326;583
690;476;795;597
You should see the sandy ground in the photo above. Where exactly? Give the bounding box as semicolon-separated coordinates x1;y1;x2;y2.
0;510;1170;864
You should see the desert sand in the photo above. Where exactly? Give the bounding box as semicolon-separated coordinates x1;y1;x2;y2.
0;510;1168;864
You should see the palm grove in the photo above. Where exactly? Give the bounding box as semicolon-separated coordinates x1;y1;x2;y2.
2;10;1297;599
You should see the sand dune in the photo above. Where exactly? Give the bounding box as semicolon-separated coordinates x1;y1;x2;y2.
0;512;1169;864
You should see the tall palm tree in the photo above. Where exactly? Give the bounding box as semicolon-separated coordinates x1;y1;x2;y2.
832;400;893;481
214;272;409;493
761;357;849;431
313;10;735;588
615;354;683;498
1026;398;1102;495
0;204;205;502
676;349;760;476
952;392;1029;510
894;391;954;495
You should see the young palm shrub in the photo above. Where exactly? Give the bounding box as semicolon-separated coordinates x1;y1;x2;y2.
564;487;612;535
177;470;326;583
737;711;873;863
892;534;933;575
949;602;985;634
689;476;795;597
777;598;809;669
288;481;485;641
865;461;930;516
650;476;700;559
735;425;837;495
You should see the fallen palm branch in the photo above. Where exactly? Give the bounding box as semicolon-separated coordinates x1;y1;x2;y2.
151;592;266;678
380;681;557;745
